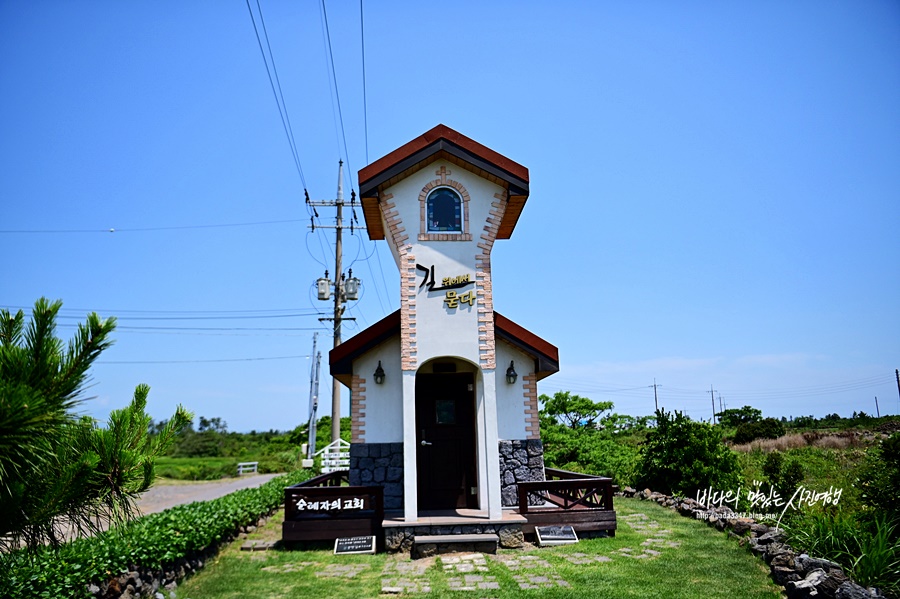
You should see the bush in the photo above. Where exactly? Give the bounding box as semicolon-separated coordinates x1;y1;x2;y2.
762;450;804;498
856;432;900;528
0;469;311;598
734;418;786;444
634;409;740;496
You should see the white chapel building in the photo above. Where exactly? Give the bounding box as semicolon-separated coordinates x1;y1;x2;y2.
330;124;559;524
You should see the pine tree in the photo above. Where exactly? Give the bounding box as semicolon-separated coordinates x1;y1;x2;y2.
0;298;191;551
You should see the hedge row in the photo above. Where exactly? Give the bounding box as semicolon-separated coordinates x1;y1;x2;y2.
1;470;310;598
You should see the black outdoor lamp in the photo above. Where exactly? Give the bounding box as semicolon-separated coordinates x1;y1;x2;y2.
506;361;517;384
374;360;385;385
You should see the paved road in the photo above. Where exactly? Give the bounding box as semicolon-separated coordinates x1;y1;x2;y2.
136;473;281;515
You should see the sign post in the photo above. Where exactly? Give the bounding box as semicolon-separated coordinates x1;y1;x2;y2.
334;536;377;555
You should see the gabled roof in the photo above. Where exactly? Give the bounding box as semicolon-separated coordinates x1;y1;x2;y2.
330;310;559;387
358;124;530;241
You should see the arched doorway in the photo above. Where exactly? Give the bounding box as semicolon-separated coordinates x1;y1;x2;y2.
415;359;478;510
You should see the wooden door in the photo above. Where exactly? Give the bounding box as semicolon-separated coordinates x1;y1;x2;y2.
416;373;477;510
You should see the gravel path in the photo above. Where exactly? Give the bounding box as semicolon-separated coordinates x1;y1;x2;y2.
136;473;281;515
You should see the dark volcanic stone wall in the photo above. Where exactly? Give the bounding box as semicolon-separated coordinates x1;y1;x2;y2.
498;439;545;507
348;442;404;510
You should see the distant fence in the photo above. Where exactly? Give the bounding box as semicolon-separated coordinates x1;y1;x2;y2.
237;462;259;475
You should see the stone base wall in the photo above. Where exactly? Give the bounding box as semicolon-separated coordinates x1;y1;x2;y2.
348;442;404;510
385;523;524;554
498;439;545;507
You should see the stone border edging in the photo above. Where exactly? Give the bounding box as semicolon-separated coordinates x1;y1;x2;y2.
617;487;885;599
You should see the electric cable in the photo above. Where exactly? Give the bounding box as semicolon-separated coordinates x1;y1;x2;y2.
245;0;307;189
360;0;369;165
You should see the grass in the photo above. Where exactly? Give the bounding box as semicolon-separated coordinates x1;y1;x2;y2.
731;432;868;453
155;457;242;480
174;497;781;599
735;445;866;512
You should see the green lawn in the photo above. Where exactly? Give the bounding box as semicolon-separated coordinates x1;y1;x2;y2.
175;497;781;598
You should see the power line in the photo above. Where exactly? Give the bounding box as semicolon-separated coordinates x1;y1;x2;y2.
359;0;369;165
99;354;311;365
245;0;307;189
5;306;324;320
0;218;308;234
319;0;353;185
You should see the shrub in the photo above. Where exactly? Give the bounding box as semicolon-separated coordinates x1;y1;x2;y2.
540;422;641;486
733;418;786;444
856;431;900;525
762;450;804;498
634;409;740;496
0;469;311;598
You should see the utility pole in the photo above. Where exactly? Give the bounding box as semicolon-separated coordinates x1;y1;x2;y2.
875;396;880;418
310;161;362;443
649;379;661;411
895;369;899;412
709;385;718;424
306;333;321;460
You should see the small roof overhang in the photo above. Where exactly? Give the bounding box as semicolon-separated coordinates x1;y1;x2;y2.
330;310;559;387
358;124;530;241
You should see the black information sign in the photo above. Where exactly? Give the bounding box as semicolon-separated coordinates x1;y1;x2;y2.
535;525;579;546
334;535;377;555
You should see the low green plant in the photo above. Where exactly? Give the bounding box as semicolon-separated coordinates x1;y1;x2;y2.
783;511;900;596
0;469;311;598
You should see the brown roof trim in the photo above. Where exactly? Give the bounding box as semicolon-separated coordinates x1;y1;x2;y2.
358;125;530;241
494;312;559;380
359;124;528;189
330;310;400;386
329;309;559;386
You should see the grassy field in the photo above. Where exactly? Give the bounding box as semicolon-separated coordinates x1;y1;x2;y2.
155;457;241;480
174;497;780;599
734;443;869;512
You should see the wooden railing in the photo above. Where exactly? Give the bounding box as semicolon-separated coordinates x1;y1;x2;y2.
516;468;617;535
296;469;349;488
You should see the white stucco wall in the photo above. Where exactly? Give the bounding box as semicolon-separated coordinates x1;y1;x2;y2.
353;336;403;443
494;340;536;440
382;159;505;366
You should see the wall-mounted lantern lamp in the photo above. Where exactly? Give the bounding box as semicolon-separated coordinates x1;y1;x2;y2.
374;360;385;385
506;361;517;384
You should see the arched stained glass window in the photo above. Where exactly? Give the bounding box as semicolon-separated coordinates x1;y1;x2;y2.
426;188;462;232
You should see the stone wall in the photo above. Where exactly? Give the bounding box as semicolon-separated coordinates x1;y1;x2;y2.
618;487;884;599
348;442;404;510
498;439;545;507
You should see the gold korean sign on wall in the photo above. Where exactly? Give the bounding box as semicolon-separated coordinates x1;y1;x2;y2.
416;264;476;311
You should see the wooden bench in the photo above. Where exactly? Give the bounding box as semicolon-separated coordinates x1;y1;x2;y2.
412;533;499;558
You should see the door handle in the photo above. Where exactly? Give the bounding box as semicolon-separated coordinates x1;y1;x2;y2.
420;440;432;446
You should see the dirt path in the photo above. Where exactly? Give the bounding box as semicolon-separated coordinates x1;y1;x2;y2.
136;473;281;515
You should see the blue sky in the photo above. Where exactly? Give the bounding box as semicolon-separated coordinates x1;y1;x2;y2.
2;1;898;431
